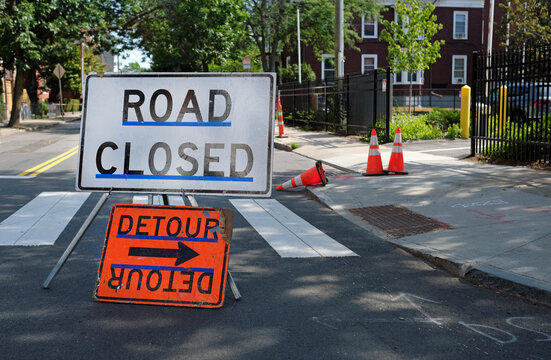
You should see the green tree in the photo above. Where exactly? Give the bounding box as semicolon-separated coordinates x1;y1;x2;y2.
498;0;551;49
43;46;107;101
380;0;444;114
121;61;149;73
279;62;315;82
0;0;163;127
136;0;248;72
245;0;380;73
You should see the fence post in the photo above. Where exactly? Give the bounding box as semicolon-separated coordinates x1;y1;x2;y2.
324;78;328;132
346;74;350;135
292;87;296;127
460;85;471;138
386;68;392;141
470;51;478;156
372;71;378;132
307;80;311;113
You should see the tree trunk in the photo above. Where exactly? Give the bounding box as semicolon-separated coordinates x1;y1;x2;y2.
409;76;413;116
7;66;27;128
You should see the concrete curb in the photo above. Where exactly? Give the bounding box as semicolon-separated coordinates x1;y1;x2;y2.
305;168;551;309
274;141;293;152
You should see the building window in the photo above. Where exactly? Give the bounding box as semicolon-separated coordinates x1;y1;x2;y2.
361;54;377;73
286;56;291;68
453;11;468;40
394;70;424;85
394;11;423;40
321;54;335;80
362;15;377;38
452;55;467;84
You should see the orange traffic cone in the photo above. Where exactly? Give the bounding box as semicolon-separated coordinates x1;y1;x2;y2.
276;99;288;138
363;129;387;176
386;127;408;175
277;160;328;190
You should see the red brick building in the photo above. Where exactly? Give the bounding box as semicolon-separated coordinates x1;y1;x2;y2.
285;0;506;105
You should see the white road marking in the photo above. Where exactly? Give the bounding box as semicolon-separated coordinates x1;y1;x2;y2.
132;195;186;206
230;199;357;258
0;175;35;179
0;192;91;246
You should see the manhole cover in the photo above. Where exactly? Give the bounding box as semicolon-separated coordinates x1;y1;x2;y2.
349;205;452;238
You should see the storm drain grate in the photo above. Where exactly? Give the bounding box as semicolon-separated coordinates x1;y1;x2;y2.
349;205;452;238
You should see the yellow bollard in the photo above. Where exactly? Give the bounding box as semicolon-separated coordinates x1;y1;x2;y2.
460;85;471;139
498;85;507;131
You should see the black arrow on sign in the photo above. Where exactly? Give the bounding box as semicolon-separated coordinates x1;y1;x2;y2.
128;242;200;266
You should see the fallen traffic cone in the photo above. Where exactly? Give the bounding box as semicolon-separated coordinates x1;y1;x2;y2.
386;127;408;175
276;160;327;190
363;128;387;176
276;99;288;138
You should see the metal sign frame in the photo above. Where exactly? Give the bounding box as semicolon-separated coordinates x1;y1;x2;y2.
77;73;275;196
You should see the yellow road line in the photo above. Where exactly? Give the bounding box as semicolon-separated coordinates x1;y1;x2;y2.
18;146;79;177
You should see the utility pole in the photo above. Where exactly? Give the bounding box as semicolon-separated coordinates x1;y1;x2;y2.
80;42;85;98
484;0;495;97
297;8;302;83
486;0;495;56
335;0;344;79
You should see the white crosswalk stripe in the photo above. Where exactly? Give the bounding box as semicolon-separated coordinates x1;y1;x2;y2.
132;195;186;206
230;199;357;258
0;192;91;246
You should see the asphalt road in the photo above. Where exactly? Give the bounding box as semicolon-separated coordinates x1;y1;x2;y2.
0;122;550;359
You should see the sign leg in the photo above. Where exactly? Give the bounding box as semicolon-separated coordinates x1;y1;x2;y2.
42;192;110;289
227;270;242;301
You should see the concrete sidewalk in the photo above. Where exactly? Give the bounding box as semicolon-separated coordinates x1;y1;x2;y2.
0;112;81;138
275;126;551;306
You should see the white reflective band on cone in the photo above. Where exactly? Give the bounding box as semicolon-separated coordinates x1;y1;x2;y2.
368;148;380;156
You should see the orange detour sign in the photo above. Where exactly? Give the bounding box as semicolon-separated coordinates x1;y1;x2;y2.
94;204;234;308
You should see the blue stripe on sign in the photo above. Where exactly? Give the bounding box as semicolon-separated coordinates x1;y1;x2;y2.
122;121;231;127
116;234;218;243
111;264;214;273
95;174;253;182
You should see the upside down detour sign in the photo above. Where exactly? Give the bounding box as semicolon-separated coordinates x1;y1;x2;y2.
94;204;234;308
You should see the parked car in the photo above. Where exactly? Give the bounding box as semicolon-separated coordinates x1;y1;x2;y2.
487;82;551;123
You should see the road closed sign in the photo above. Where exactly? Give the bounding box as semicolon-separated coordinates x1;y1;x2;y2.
94;204;234;308
77;73;275;195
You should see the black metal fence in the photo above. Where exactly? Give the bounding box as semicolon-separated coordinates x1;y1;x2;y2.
278;69;393;140
393;87;461;111
472;45;551;164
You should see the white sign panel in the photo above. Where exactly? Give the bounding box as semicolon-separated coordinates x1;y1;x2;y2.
77;73;275;196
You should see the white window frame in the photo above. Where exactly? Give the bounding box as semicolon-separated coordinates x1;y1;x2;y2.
361;54;378;74
453;11;468;40
286;56;291;68
394;70;424;85
361;15;377;39
452;55;467;84
321;54;335;80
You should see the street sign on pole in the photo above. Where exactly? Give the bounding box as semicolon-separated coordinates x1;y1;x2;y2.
53;63;65;79
77;73;276;195
242;57;251;70
54;64;65;119
94;204;234;308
